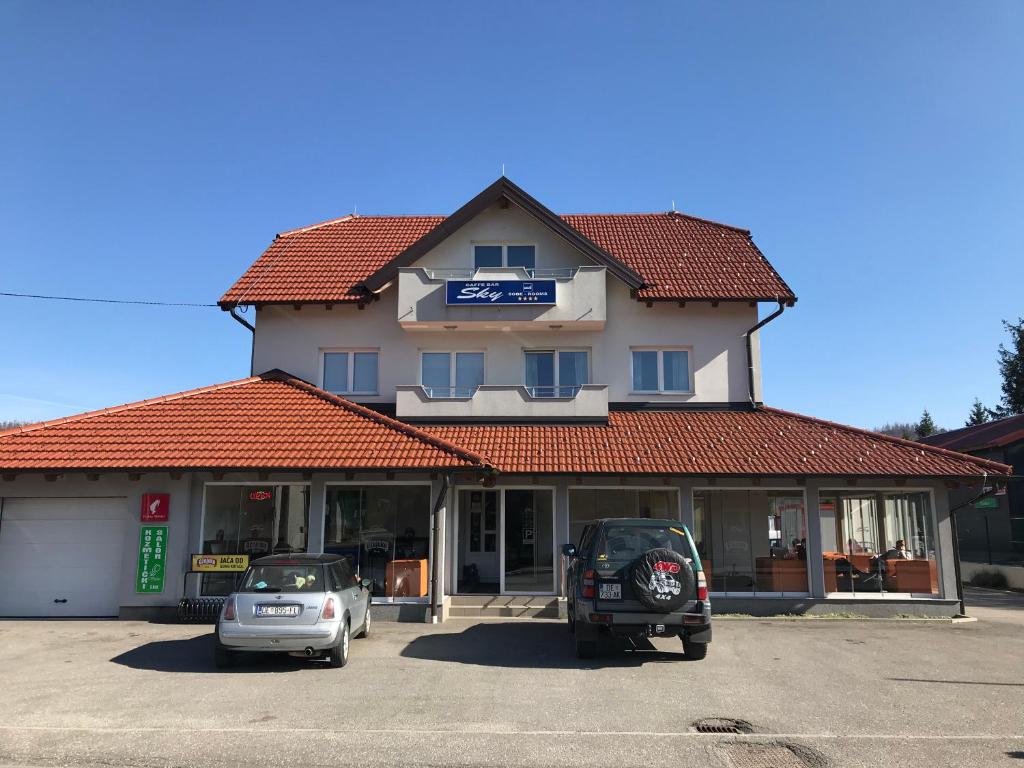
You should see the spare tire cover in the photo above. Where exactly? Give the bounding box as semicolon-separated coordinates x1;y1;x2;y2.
630;548;695;613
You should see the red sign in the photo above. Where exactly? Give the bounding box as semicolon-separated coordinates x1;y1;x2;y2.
141;493;170;522
654;561;681;574
248;489;273;502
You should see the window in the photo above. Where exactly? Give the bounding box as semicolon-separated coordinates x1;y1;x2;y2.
631;348;691;393
569;488;678;548
822;491;938;596
323;351;378;395
323;485;432;600
201;484;310;595
524;349;589;398
693;490;809;595
473;244;536;271
420;352;484;398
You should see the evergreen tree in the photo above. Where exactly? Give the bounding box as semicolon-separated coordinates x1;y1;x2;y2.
993;317;1024;417
915;409;938;439
966;398;989;427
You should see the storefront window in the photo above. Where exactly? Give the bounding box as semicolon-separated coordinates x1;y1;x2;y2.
693;490;809;595
324;485;431;601
822;491;938;596
568;488;677;548
201;484;310;595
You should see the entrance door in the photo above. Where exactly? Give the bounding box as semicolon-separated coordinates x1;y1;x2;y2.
502;489;555;594
456;490;500;594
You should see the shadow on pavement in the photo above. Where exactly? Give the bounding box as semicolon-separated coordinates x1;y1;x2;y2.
110;632;321;674
401;621;692;669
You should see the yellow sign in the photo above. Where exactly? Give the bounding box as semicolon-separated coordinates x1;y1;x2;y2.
191;554;250;572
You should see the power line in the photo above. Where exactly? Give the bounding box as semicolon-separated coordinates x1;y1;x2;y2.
0;291;217;308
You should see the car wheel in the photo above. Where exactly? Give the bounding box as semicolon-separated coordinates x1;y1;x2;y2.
329;620;350;668
682;638;709;660
575;638;597;659
214;644;235;670
356;607;370;639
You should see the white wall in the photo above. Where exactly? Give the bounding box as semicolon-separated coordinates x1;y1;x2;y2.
251;202;760;404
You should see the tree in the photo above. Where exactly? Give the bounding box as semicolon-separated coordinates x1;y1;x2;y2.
875;421;917;439
992;317;1024;418
915;409;938;439
966;398;990;427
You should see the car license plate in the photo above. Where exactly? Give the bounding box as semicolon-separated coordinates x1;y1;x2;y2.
256;604;300;617
598;582;621;600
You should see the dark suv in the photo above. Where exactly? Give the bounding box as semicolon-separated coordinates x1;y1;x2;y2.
563;518;711;660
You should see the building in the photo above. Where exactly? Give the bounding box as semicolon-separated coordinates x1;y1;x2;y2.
920;415;1024;574
0;178;1011;620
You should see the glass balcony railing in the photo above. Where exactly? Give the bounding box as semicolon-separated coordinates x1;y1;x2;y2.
524;385;584;399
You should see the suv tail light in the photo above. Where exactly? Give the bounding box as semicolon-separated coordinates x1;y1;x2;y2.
696;571;708;601
581;569;596;599
321;597;336;620
222;596;236;621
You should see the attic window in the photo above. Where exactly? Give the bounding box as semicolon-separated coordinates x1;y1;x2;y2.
473;244;535;271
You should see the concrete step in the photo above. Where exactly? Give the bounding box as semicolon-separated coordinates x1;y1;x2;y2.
449;595;559;607
448;604;560;619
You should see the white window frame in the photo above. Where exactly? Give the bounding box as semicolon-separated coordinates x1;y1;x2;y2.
629;346;693;394
471;242;537;271
320;349;379;395
523;348;591;398
418;350;486;398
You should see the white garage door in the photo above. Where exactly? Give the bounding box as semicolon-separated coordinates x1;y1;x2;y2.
0;497;128;617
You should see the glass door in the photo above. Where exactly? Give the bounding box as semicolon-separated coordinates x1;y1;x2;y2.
502;489;555;594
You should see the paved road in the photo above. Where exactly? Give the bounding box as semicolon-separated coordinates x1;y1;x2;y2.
0;593;1022;768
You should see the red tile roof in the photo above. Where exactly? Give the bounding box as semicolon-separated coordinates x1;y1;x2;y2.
423;407;1010;478
919;413;1024;452
220;212;794;306
0;371;487;472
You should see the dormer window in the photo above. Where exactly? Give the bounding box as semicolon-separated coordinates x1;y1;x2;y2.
473;244;536;271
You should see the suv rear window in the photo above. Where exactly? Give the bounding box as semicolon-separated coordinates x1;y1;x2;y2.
596;524;692;563
240;563;325;593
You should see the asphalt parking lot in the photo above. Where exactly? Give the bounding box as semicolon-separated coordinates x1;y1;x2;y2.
0;588;1022;768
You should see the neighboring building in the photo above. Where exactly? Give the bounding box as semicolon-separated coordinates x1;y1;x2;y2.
920;414;1024;565
0;178;1011;620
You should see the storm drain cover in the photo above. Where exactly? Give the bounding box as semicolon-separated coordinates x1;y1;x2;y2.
718;743;827;768
692;717;755;734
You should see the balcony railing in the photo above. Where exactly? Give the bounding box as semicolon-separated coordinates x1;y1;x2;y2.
396;265;606;331
395;384;608;420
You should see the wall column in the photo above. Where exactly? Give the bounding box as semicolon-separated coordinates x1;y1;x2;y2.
554;479;570;595
932;483;958;601
306;477;326;555
677;478;697;529
804;480;826;597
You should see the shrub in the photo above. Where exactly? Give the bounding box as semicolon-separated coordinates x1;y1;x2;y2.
970;570;1009;589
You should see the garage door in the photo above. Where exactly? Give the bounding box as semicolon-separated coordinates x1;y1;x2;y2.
0;498;128;617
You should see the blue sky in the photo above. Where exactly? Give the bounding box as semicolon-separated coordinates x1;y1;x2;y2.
1;2;1022;430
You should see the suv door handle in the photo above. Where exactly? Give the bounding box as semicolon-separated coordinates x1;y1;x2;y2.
54;599;68;604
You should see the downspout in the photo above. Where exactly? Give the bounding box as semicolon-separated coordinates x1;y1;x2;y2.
744;300;786;407
227;305;256;376
429;473;451;623
948;472;999;617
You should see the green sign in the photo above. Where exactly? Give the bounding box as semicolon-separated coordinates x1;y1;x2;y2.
135;525;167;593
973;496;999;510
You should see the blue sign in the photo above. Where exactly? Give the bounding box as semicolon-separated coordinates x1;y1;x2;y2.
445;279;556;306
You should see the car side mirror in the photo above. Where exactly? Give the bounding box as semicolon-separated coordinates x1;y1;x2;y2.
561;544;577;558
361;578;372;589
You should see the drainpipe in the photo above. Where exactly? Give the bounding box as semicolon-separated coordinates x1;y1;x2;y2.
429;473;451;623
744;300;786;407
227;306;256;376
948;472;999;617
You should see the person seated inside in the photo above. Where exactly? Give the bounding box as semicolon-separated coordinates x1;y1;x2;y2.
880;539;913;561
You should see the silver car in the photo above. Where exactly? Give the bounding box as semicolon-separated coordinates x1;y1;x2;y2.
215;553;371;669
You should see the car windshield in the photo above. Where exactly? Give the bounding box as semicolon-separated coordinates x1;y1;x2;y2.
240;563;325;593
596;524;692;563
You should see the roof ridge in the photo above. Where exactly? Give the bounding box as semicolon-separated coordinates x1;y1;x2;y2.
276;214;447;238
265;371;493;470
759;406;1012;475
0;376;262;439
275;215;356;237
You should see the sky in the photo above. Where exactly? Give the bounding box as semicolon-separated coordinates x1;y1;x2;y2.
1;2;1022;431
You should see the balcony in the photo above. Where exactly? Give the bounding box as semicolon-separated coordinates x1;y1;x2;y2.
395;384;609;420
396;266;606;330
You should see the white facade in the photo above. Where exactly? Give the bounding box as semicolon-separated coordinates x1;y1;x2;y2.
251;202;763;413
